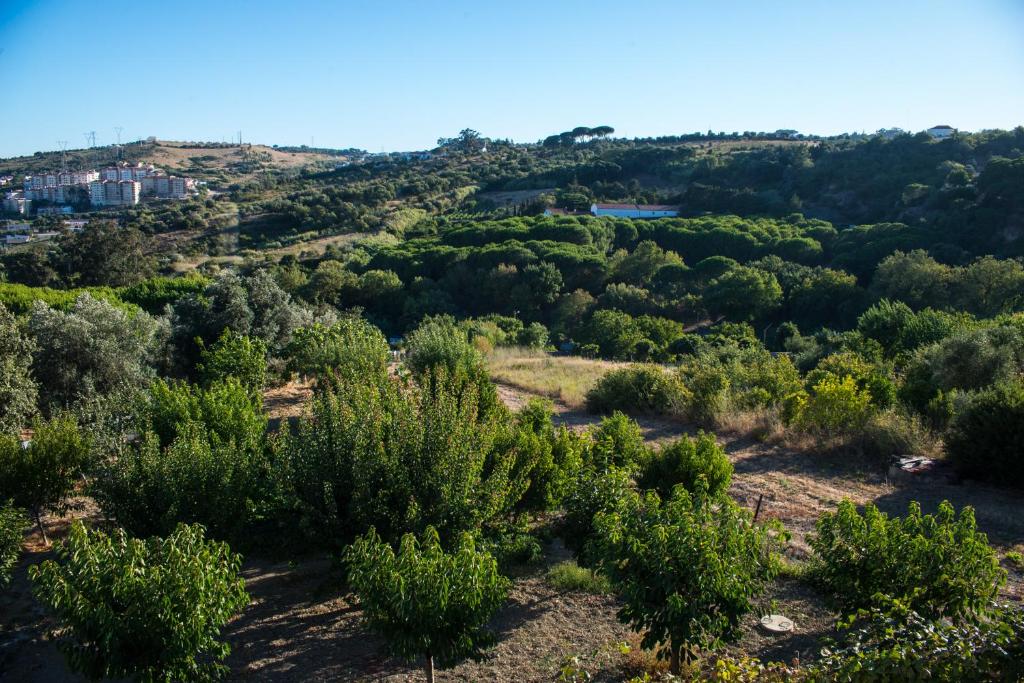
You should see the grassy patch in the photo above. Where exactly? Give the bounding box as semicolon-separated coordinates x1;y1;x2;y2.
487;347;620;408
546;561;612;594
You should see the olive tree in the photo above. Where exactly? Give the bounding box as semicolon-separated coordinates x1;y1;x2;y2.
346;526;509;683
29;294;162;408
30;522;249;682
0;500;28;588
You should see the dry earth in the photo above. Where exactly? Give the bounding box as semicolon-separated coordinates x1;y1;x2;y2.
3;380;1022;682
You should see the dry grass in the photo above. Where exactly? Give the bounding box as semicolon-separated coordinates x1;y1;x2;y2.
486;348;622;409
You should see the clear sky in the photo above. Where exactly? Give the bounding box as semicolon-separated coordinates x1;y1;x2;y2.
2;0;1023;157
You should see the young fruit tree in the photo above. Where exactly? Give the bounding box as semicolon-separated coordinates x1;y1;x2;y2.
30;522;249;682
0;415;90;543
593;484;787;673
0;500;29;588
345;526;510;683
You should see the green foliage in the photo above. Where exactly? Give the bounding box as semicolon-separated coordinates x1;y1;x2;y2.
703;266;782;322
118;274;210;314
198;330;267;392
29;522;249;682
285;318;390;385
0;415;89;538
594;486;786;672
92;423;268;541
29;293;161;408
805;351;895;408
813;598;1024;682
585;364;690;416
0;500;28;588
944;379;1024;488
563;465;633;566
809;500;1005;619
545;560;612;594
277;369;531;546
345;526;509;675
142;377;267;452
589;411;649;472
791;375;873;436
638;433;733;500
0;302;38;433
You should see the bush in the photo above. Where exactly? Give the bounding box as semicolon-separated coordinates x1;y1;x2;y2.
944;380;1024;488
589;411;650;471
791;375;873;437
585;364;690;416
285;318;390;386
345;526;509;681
594;485;787;673
545;560;611;594
637;432;733;499
857;410;937;461
92;423;269;541
198;329;267;392
563;466;633;566
0;302;38;434
277;369;531;547
0;500;28;588
809;500;1005;619
29;522;249;682
0;415;90;542
813;598;1024;682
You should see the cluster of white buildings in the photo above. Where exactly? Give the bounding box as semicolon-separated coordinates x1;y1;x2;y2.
3;162;196;214
544;203;681;219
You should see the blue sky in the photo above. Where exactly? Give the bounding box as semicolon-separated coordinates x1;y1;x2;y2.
1;0;1022;157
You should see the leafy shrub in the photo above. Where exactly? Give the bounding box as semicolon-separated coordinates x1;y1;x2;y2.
92;423;269;541
345;526;509;681
0;500;28;588
0;415;90;542
594;485;786;673
637;433;733;499
198;329;267;392
585;364;690;416
805;351;895;408
563;466;633;566
545;560;611;594
791;375;873;436
285;318;390;386
0;302;38;434
809;500;1005;619
588;411;650;471
29;522;249;682
944;380;1024;488
513;400;584;511
404;314;480;376
142;377;267;452
813;598;1024;682
857;409;937;461
278;369;531;546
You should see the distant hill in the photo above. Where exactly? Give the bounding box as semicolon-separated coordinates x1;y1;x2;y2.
0;140;349;187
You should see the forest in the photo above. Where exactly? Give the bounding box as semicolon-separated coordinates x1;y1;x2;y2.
1;126;1023;682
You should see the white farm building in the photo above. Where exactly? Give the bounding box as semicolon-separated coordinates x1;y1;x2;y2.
590;203;679;218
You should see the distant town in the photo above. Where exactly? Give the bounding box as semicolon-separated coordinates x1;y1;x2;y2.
2;161;197;216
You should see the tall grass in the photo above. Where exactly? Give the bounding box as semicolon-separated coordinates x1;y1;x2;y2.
486;347;621;408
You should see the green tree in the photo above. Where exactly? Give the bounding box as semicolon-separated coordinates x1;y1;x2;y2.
0;500;28;588
637;432;733;499
944;380;1024;488
0;415;89;542
198;329;267;393
29;294;161;408
703;266;782;322
345;526;509;683
285;318;390;386
0;302;38;433
30;522;249;682
594;485;786;673
55;221;155;287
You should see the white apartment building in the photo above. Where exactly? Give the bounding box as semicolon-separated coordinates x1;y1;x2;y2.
89;179;140;207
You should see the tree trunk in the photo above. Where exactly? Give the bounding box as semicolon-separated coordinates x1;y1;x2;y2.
34;510;47;545
425;653;434;683
670;643;680;675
